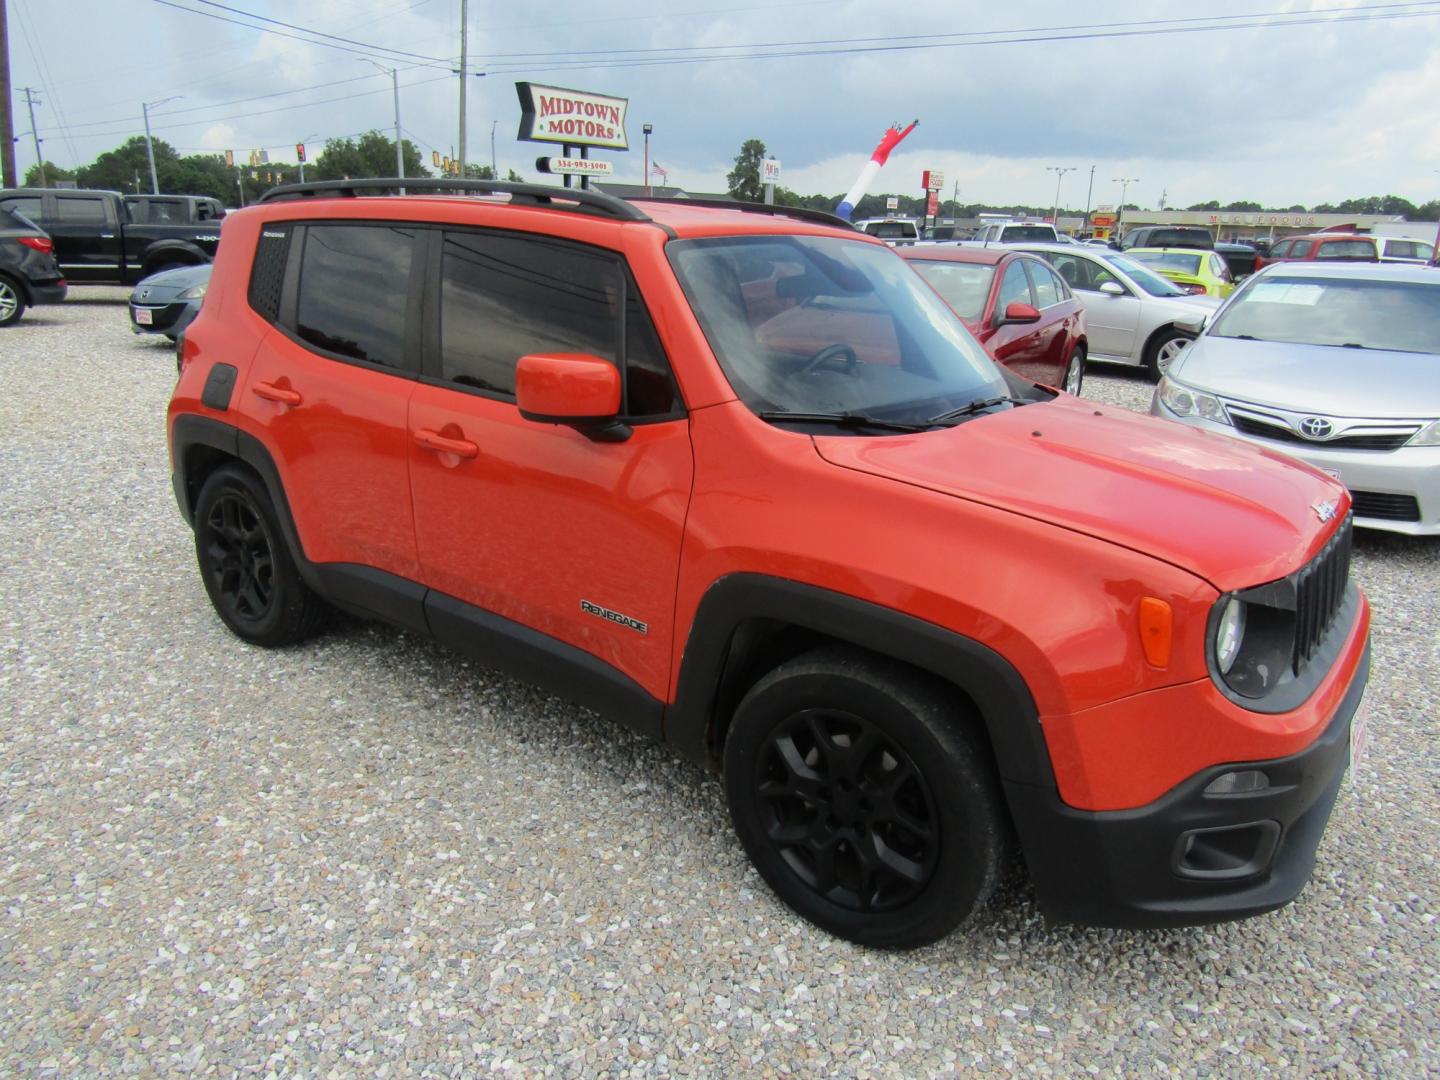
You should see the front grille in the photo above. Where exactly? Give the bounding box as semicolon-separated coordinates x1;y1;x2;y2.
1292;516;1352;672
1230;413;1416;452
1350;490;1421;522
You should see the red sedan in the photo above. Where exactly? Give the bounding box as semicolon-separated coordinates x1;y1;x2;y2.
901;246;1088;393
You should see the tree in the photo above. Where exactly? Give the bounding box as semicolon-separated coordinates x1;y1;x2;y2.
77;135;177;193
1187;200;1220;211
23;161;76;187
1223;200;1263;211
727;138;767;202
312;130;431;182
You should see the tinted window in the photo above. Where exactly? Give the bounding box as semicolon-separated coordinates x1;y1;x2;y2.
440;231;617;397
54;197;107;224
1316;239;1375;260
1027;260;1061;306
999;225;1057;243
997;260;1032;311
1;196;43;222
295;224;415;368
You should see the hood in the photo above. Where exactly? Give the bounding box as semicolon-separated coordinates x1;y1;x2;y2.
1174;334;1440;418
812;394;1343;591
137;264;211;289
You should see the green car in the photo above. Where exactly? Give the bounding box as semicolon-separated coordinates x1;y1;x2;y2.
1126;247;1236;298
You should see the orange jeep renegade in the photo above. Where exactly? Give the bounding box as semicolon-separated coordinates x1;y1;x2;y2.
168;180;1370;948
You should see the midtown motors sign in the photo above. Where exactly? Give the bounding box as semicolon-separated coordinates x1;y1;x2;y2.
516;83;630;150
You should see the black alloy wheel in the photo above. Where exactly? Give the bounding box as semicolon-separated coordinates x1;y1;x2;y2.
193;465;328;646
752;705;939;912
724;646;1009;949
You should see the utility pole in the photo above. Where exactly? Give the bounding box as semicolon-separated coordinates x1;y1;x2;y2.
490;119;497;179
362;61;404;191
21;87;44;187
950;178;958;220
141;95;181;194
1083;164;1096;220
1046;165;1075;231
0;0;18;188
457;0;467;177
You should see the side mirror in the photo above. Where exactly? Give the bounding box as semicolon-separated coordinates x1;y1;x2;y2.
516;353;630;442
1099;280;1126;297
998;301;1041;326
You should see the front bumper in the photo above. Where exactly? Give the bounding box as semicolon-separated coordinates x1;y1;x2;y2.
1153;399;1440;536
130;299;198;336
1006;642;1368;929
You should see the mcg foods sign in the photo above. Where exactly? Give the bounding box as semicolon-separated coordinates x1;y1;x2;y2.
516;83;630;151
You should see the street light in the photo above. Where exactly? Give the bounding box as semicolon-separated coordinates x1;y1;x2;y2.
141;95;182;195
490;119;498;180
1047;166;1076;231
1114;176;1140;236
360;60;404;192
643;123;653;195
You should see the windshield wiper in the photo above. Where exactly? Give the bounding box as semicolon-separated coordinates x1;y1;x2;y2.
757;410;934;433
924;396;1033;425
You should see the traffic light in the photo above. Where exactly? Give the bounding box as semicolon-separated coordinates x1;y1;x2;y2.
296;142;307;163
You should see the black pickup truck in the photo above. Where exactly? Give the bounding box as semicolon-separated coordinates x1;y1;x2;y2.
0;188;222;285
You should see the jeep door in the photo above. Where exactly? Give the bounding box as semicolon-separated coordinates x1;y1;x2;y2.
407;228;692;701
245;222;423;583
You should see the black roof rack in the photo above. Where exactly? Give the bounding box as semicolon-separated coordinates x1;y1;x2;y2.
257;177;652;222
626;195;856;232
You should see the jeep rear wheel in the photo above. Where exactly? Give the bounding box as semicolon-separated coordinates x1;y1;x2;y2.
194;465;328;646
723;646;1008;948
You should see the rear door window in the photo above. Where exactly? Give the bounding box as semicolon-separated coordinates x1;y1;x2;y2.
0;195;44;222
1315;239;1375;260
53;197;108;225
294;224;417;370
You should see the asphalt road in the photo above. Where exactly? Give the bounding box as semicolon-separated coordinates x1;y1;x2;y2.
1;290;1436;1077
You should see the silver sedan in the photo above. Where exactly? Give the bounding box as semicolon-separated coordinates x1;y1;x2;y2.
1151;262;1440;536
1012;243;1220;378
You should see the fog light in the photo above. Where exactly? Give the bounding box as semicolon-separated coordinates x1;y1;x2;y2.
1204;769;1270;795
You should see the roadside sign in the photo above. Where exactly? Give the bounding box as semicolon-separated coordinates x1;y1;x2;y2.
886;196;899;211
537;157;614;177
516;83;629;150
922;170;944;191
762;159;782;185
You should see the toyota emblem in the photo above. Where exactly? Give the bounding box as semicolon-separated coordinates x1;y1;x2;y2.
1299;417;1334;440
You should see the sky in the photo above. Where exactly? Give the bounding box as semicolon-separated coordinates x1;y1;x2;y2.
8;0;1440;210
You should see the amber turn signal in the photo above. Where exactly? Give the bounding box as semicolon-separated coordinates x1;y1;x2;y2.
1138;597;1173;667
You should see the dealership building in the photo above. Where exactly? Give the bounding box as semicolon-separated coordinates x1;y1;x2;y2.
1106;208;1406;244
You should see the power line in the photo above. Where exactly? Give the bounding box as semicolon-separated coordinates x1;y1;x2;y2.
186;0;454;65
147;0;455;67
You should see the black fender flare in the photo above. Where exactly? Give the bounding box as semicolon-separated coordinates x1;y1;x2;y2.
662;573;1056;790
140;238;212;272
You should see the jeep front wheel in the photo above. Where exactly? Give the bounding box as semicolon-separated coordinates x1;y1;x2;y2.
193;465;328;646
723;646;1009;948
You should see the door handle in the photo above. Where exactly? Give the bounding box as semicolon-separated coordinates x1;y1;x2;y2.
253;381;302;406
415;428;479;459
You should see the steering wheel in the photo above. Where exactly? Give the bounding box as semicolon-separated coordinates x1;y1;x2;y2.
799;343;859;375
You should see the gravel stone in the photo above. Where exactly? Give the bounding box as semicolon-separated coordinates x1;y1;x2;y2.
1;295;1436;1076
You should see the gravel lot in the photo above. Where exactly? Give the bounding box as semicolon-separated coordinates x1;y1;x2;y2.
2;292;1437;1077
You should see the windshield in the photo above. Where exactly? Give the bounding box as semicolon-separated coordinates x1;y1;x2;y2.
907;259;995;321
1209;276;1440;354
668;235;1007;423
1104;254;1187;297
1000;225;1056;242
1129;251;1203;275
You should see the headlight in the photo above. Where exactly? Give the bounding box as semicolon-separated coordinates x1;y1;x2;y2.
1214;597;1246;674
1157;377;1230;425
178;284;208;300
1407;419;1440;447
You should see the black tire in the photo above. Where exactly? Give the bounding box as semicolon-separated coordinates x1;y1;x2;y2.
0;274;27;327
1062;346;1085;396
723;645;1010;949
193;464;328;646
1144;327;1192;381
